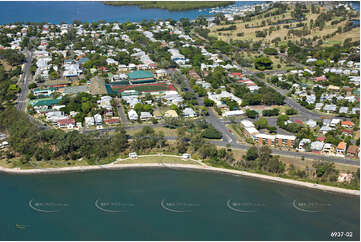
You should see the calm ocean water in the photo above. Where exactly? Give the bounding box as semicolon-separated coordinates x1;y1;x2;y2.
0;168;359;240
0;1;262;24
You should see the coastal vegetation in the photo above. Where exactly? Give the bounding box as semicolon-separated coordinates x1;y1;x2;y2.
104;1;234;11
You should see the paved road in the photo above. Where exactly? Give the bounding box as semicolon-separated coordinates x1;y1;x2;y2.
16;49;32;112
250;74;332;120
161;135;359;166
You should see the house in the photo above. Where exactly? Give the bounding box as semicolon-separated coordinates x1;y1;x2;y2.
183;107;196;118
315;103;323;110
207;91;242;108
84;117;95;127
0;141;8;149
305;119;317;128
322;143;334;155
336;142;347;156
164;110;178;118
342;129;353;137
323;104;337;113
341;121;354;128
94;114;103;125
223;110;245;117
330;118;341;127
128;109;139;121
140;112;152;121
320;125;333;134
104;117;121;125
57;118;75;129
346;145;359;157
33;87;56;97
339;107;349;114
45;111;65;121
310;141;324;153
298;138;311;151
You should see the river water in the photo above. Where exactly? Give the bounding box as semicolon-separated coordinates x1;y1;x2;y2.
0;1;262;24
0;168;359;240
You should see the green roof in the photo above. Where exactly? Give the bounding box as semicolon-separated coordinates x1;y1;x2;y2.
29;98;60;107
128;70;154;80
33;87;57;92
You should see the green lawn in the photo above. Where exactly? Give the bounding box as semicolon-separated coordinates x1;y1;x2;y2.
116;155;198;164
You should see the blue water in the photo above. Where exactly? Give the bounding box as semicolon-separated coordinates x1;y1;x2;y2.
0;168;359;240
351;1;360;11
0;1;260;25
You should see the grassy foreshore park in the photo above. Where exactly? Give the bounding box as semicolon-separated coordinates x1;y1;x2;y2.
0;153;358;196
104;1;234;11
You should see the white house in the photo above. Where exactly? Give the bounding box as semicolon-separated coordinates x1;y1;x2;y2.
128;109;138;121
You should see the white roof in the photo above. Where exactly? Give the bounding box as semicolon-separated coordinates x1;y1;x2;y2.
275;134;296;140
245;127;259;135
256;133;275;140
240;119;255;128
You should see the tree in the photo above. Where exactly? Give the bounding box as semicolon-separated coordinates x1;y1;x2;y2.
203;97;215;107
201;127;222;139
246;109;258;119
255;117;268;129
254;56;273;70
286;108;298;115
245;146;258;161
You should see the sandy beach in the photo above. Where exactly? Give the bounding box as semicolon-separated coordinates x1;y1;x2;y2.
0;159;359;196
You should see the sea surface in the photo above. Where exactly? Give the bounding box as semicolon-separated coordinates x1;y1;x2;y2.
0;1;261;25
0;168;359;240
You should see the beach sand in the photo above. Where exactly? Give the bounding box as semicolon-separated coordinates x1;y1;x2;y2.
0;159;359;196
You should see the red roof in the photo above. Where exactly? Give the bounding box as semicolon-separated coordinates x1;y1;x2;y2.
341;121;354;127
347;145;358;154
337;141;347;150
57;118;75;125
104;118;120;124
246;82;257;86
314;76;327;82
231;73;242;76
342;129;353;135
317;136;326;142
295;120;304;125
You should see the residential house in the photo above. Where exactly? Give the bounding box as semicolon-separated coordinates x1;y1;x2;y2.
336;142;347;156
140;112;152;121
223;110;245;117
128;109;138;121
104;117;121;125
94;114;103;126
164;110;178;118
298;138;311;151
341;121;354;129
183;107;196;118
84;117;95;127
57;118;75;129
322;143;335;155
305;119;317;128
310;141;324;153
323;104;337;113
346;145;359;157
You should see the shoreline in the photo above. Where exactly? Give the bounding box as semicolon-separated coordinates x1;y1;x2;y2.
0;162;359;196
